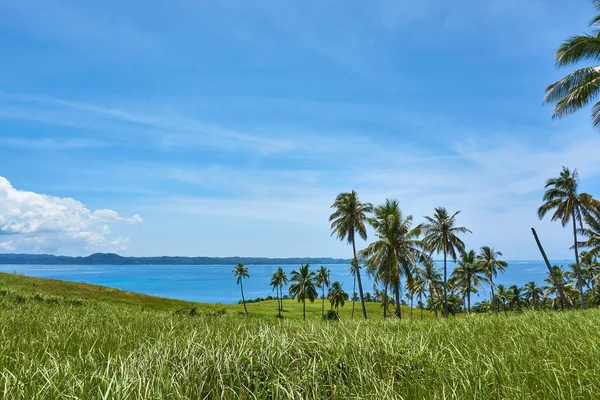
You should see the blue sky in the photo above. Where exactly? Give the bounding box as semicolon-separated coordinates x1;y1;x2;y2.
1;0;599;259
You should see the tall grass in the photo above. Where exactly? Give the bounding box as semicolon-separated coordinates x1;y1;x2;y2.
1;292;599;399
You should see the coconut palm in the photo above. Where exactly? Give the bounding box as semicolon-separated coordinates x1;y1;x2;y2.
315;266;330;317
450;249;489;313
538;167;598;308
421;259;442;318
362;199;424;319
507;285;526;311
495;284;509;315
329;190;373;320
288;263;318;320
423;207;471;318
544;1;600;128
523;281;543;309
271;267;288;317
544;265;578;310
407;272;426;320
233;263;249;315
477;246;508;313
328;281;349;315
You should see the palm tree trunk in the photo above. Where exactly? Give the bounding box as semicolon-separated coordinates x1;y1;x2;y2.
467;280;471;313
531;228;571;309
419;293;423;320
240;280;248;315
303;298;306;320
351;274;356;320
410;295;413;319
278;286;281;317
352;242;368;320
443;250;448;318
490;274;495;314
383;281;388;319
322;286;325;316
572;213;585;308
395;282;401;319
280;283;284;311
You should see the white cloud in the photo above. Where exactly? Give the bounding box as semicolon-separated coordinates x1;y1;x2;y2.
0;176;142;254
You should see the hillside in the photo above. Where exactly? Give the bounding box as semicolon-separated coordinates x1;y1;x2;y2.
0;253;350;265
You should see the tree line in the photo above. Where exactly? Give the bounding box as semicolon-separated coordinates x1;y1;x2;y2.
233;166;600;319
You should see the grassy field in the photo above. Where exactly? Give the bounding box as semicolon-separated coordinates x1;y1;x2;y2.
1;273;599;399
0;272;424;319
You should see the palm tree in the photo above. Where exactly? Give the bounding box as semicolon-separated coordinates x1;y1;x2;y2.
508;285;525;311
421;259;442;318
423;207;471;318
271;267;288;317
233;263;249;315
523;281;543;309
288;263;318;320
450;249;489;313
496;284;509;315
329;190;373;320
361;199;424;319
315;266;330;317
538;167;598;308
328;281;349;315
477;246;508;313
407;273;426;320
544;1;600;128
544;265;578;310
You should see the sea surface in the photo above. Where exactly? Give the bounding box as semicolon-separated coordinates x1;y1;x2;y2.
0;260;573;304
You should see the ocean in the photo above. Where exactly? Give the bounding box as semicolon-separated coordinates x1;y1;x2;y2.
0;260;572;304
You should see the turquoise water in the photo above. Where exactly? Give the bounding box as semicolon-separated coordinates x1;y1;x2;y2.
0;260;571;304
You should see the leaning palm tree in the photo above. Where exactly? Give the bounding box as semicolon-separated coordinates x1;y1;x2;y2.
538;167;598;308
450;249;489;313
315;266;330;317
271;267;288;317
329;191;373;320
423;207;471;318
361;199;424;319
477;246;507;313
523;281;543;309
328;281;349;315
545;0;600;128
288;263;318;320
233;263;249;315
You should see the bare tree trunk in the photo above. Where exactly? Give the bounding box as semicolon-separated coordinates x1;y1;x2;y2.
572;213;585;308
395;282;402;319
531;228;571;309
351;243;368;320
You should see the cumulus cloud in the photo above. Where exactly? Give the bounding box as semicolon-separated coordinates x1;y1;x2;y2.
0;176;142;254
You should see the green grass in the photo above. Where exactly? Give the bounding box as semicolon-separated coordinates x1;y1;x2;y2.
0;272;426;319
1;273;599;399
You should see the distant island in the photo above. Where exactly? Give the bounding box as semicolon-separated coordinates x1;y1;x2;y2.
0;253;351;265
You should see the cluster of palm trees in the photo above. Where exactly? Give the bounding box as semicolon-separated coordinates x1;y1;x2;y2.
328;190;509;319
235;262;351;320
231;166;600;319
